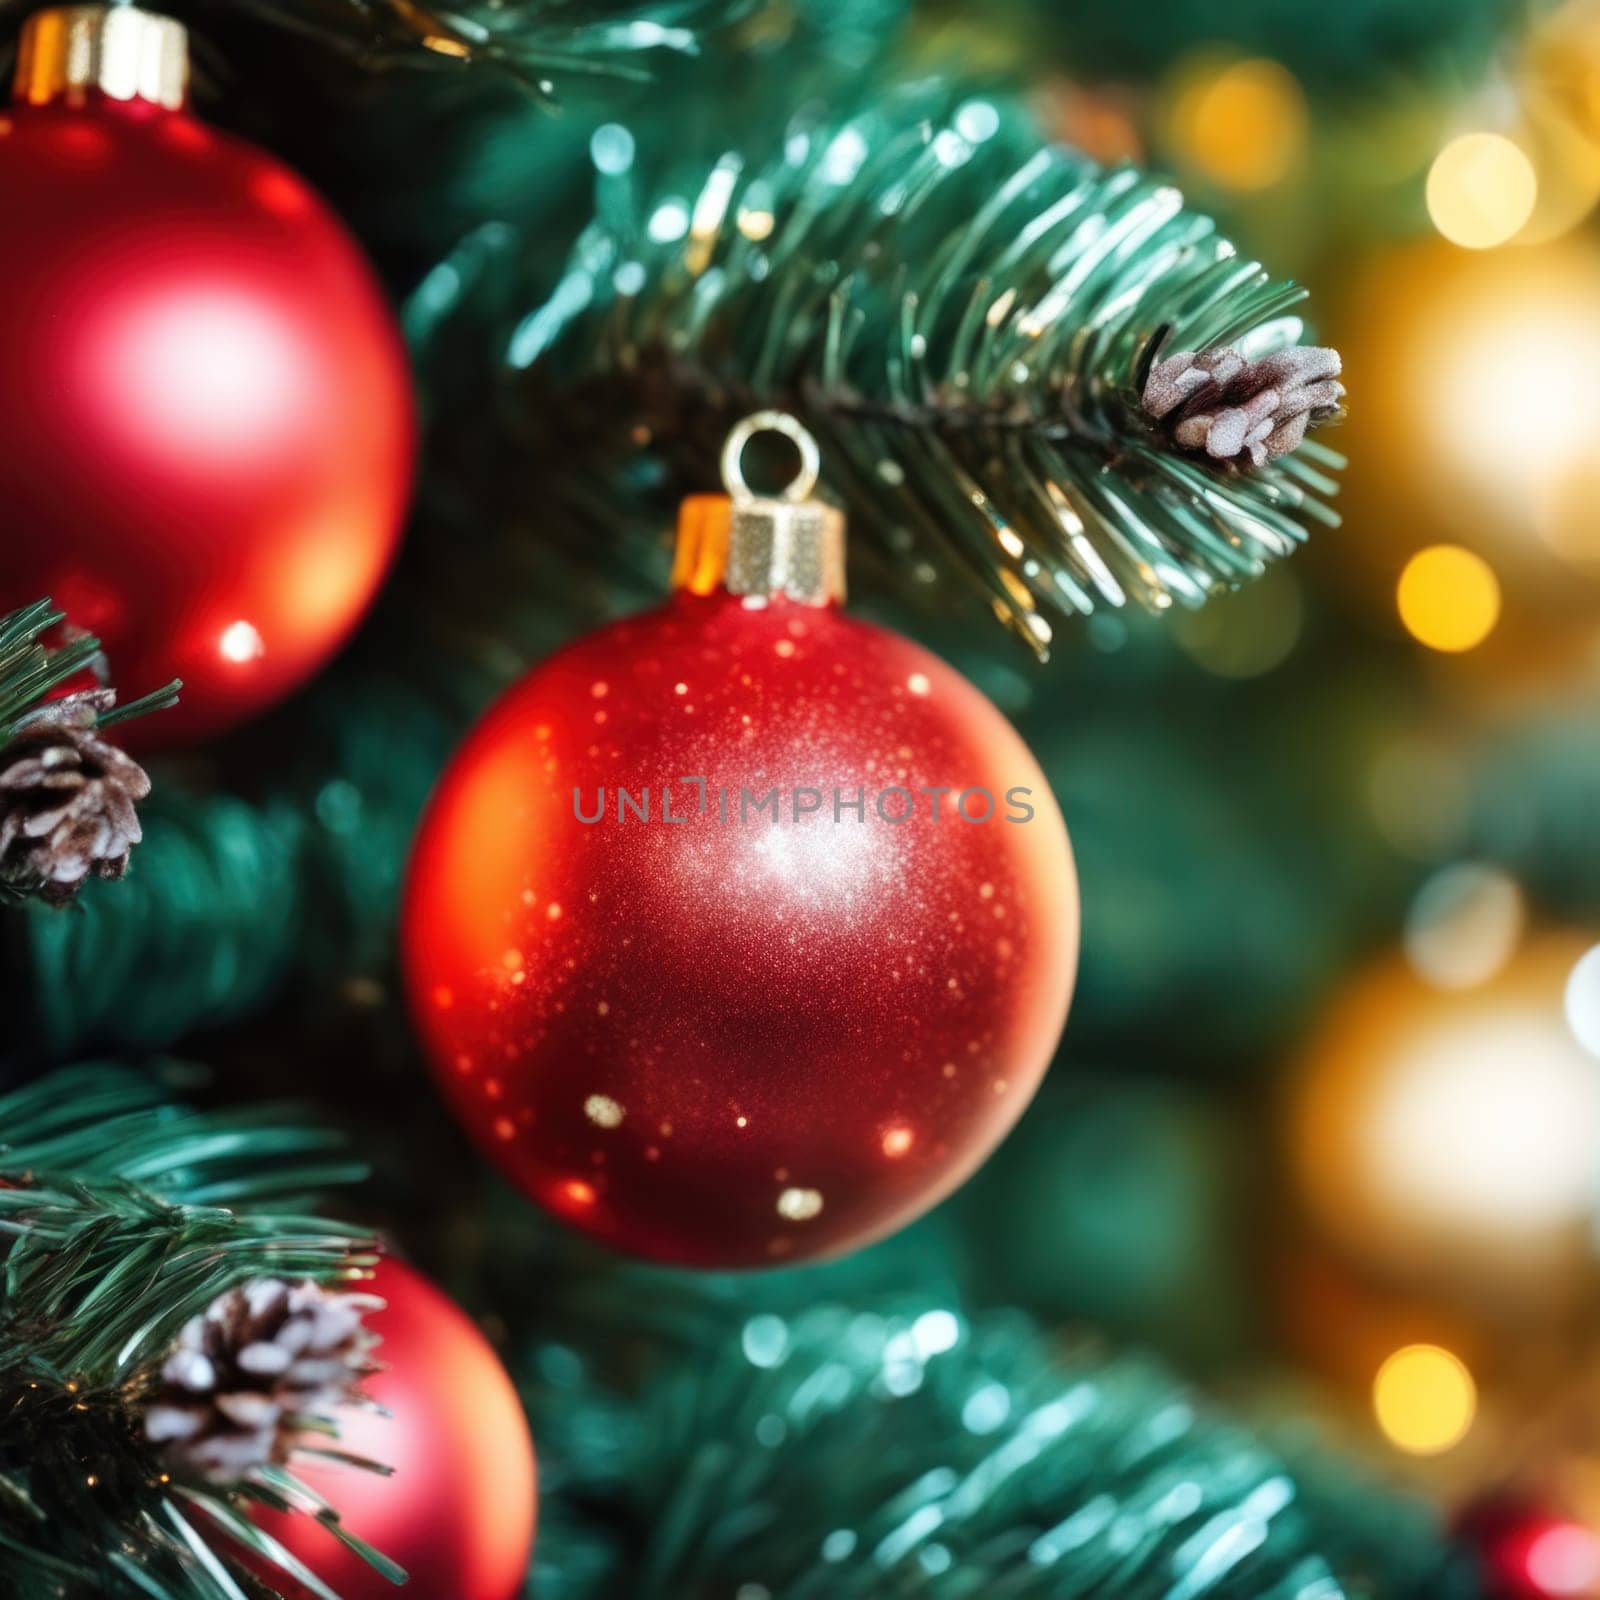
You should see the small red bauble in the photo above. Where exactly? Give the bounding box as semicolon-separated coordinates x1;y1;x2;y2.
0;7;414;745
252;1259;537;1600
404;415;1078;1268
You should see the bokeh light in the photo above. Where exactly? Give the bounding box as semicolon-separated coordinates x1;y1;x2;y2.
1396;546;1500;653
1563;943;1600;1057
1174;565;1304;679
1536;460;1600;566
1168;57;1308;190
1405;864;1525;990
1291;939;1600;1307
1532;0;1600;147
1365;1007;1600;1234
1367;736;1472;862
1426;133;1538;248
1525;1522;1600;1597
1336;239;1600;600
1372;1343;1476;1455
1432;265;1600;518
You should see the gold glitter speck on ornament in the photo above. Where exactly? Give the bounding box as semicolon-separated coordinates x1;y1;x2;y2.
585;1094;625;1128
776;1187;824;1220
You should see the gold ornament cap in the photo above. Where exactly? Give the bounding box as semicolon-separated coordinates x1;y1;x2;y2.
673;412;846;607
14;5;188;110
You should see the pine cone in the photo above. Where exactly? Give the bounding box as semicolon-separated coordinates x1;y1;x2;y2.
1142;344;1344;469
0;690;150;905
145;1277;383;1485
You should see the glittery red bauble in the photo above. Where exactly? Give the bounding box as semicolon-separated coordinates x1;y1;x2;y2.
403;589;1078;1267
0;95;413;745
251;1260;536;1600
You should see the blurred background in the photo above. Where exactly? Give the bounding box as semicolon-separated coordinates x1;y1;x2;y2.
924;0;1600;1584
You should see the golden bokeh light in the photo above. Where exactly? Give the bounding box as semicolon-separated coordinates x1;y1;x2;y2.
1536;459;1600;566
1505;100;1600;245
1530;0;1600;149
1396;546;1500;653
1336;239;1600;606
1426;133;1538;248
1288;937;1600;1311
1169;57;1308;190
1372;1344;1477;1455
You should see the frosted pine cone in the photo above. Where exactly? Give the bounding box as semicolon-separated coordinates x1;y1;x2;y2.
145;1277;383;1485
1142;344;1344;469
0;690;150;905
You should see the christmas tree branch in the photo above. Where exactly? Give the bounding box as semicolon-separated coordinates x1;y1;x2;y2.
0;601;179;748
523;1281;1467;1598
54;0;755;104
7;673;452;1059
0;600;178;908
0;1066;387;1600
430;81;1342;654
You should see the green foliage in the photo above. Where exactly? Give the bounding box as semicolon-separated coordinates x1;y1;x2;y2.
523;1284;1473;1598
422;79;1341;656
0;1066;378;1600
10;790;302;1057
5;674;450;1060
0;599;177;749
0;0;752;104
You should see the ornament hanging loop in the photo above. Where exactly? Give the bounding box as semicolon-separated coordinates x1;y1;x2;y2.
720;411;821;505
674;411;845;607
14;6;189;110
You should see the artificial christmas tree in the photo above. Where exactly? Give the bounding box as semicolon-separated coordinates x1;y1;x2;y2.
1;0;1585;1596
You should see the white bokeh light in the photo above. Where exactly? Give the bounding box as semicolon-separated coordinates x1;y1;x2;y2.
1564;944;1600;1059
1366;1007;1600;1236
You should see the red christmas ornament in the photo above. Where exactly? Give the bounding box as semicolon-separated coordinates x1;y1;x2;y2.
404;414;1078;1268
0;5;414;745
252;1259;537;1600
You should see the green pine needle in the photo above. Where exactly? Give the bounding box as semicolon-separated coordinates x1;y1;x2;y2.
0;1066;382;1600
525;1287;1468;1599
0;599;179;748
105;0;752;105
454;80;1341;655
